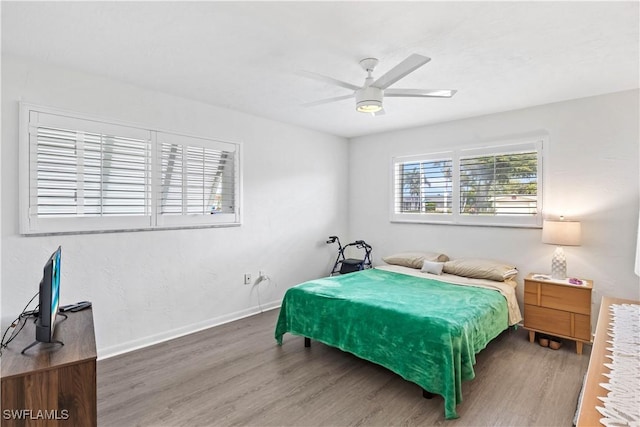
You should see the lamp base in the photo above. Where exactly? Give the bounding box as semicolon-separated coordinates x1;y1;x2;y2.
551;247;567;279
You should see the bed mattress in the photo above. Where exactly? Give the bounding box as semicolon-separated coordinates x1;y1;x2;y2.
275;267;513;419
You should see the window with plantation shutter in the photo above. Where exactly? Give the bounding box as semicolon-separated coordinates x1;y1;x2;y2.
35;127;152;218
20;104;241;234
392;153;453;218
391;139;544;227
459;151;538;217
157;132;239;227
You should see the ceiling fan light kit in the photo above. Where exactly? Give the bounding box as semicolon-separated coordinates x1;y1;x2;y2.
355;86;383;113
300;53;456;115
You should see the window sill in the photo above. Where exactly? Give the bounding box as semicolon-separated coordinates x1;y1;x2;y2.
390;219;542;229
21;222;242;237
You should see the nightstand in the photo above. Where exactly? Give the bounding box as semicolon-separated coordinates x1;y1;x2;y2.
523;273;593;355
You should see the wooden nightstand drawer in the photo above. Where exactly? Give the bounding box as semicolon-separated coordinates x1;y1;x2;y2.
540;283;591;315
524;304;572;336
524;282;538;305
524;280;591;314
574;314;591;340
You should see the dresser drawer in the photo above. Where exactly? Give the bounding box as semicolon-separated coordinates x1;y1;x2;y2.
524;280;591;315
574;314;591;341
524;304;572;336
524;281;539;305
540;283;590;314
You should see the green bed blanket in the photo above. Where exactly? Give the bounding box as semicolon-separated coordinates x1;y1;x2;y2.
274;268;509;420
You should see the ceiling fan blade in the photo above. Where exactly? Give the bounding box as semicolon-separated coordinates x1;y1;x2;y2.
301;94;353;107
385;88;457;98
297;70;360;91
371;54;431;90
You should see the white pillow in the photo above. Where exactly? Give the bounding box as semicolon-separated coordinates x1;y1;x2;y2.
421;260;444;275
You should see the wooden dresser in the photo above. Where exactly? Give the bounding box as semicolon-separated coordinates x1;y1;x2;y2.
576;296;640;426
1;309;97;427
523;273;593;354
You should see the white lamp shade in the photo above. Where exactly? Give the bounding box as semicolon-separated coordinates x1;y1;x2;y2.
542;220;581;246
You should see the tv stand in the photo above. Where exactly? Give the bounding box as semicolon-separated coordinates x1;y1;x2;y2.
20;338;64;354
1;308;96;426
21;312;68;354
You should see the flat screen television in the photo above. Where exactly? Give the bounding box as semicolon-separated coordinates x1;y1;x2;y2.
36;245;62;343
22;246;63;353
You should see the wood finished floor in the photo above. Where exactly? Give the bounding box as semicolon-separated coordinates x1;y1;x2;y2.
98;308;590;426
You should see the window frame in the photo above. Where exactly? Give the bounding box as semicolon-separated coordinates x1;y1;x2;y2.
390;151;455;224
390;138;545;228
19;103;242;235
155;131;240;228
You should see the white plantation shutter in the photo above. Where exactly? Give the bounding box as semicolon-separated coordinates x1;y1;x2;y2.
392;154;453;217
35;126;80;217
157;132;239;226
184;146;235;215
82;133;151;216
160;143;183;215
25;110;153;233
20;104;241;234
35;127;151;218
459;150;538;217
391;139;544;227
457;142;542;226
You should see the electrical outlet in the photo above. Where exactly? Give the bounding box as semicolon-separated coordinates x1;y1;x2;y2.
244;273;252;285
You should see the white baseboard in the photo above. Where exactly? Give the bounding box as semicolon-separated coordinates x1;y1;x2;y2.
98;299;281;360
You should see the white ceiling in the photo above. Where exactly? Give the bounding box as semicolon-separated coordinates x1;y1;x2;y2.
2;1;639;138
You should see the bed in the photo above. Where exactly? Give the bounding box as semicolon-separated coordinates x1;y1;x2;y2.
274;262;522;420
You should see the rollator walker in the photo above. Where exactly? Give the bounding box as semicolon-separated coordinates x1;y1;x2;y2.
326;236;372;276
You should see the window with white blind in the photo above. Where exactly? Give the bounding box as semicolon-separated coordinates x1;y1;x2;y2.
156;132;238;227
392;152;453;221
391;139;544;227
20;104;241;234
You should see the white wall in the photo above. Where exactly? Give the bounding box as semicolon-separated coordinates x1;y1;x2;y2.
3;54;637;359
348;90;640;325
1;55;349;358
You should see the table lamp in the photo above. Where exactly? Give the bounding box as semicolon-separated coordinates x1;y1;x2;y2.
542;217;581;279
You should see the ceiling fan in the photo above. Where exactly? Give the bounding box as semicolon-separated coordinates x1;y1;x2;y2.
299;53;457;115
